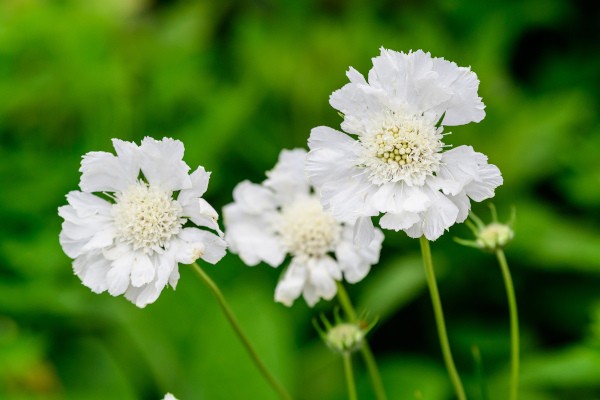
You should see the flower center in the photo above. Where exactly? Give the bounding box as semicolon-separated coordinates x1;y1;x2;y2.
359;112;444;186
112;182;184;254
275;196;341;258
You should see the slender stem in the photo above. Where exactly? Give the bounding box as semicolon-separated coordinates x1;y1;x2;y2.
496;250;519;400
191;262;293;400
336;282;388;400
343;352;358;400
419;236;466;400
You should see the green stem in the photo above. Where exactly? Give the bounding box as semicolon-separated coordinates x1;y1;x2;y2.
191;262;293;400
419;236;466;400
336;282;388;400
343;352;358;400
496;250;519;400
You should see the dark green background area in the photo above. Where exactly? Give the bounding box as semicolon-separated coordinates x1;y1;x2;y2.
1;0;599;399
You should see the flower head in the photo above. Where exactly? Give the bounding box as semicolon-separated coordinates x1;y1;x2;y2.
312;309;377;354
223;149;384;307
58;137;227;308
305;48;503;243
163;394;178;400
455;204;515;253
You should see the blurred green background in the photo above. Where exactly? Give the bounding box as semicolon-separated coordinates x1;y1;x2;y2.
1;0;599;399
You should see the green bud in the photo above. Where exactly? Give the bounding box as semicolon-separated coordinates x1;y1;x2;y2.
313;308;378;354
454;204;515;253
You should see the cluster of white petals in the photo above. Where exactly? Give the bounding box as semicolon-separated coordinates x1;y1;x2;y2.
223;149;384;307
163;394;178;400
306;48;503;242
59;137;227;308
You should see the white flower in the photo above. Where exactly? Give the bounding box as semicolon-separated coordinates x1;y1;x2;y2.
305;48;503;242
163;394;178;400
223;149;384;307
58;137;227;308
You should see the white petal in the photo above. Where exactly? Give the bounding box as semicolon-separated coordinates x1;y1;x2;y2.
177;228;227;265
139;137;191;191
274;260;308;307
431;146;487;196
404;216;425;239
154;250;177;291
302;283;319;307
59;231;87;259
330;76;388;121
353;216;375;247
447;192;471;223
66;191;112;218
59;200;115;258
264;148;310;203
232;180;278;214
305;126;359;187
124;279;163;308
130;252;155;287
370;182;431;214
168;265;180;289
319;255;342;281
429;57;485;126
79;140;140;193
73;251;111;294
422;190;459;241
307;257;338;302
177;166;211;208
379;211;421;231
319;173;379;222
175;238;206;264
223;203;285;267
107;254;133;296
336;227;383;283
464;164;503;201
182;198;224;237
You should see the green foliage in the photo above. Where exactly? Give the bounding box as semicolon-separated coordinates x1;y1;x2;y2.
1;0;599;399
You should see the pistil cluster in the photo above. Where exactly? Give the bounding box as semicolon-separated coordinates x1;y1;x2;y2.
275;196;341;259
360;113;444;186
112;181;185;254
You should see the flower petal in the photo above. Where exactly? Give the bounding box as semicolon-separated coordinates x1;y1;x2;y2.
275;260;308;307
139;137;192;191
177;227;227;265
130;251;155;287
306;126;360;188
353;216;375;247
79;140;140;192
232;180;278;214
73;251;111;294
264;148;310;203
177;166;211;209
379;211;421;231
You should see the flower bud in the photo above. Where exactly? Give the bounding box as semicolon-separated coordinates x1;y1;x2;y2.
455;204;515;253
326;323;365;353
313;308;377;354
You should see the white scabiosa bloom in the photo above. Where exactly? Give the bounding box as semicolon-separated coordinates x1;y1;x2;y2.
306;48;503;243
58;137;227;308
223;149;384;307
163;394;178;400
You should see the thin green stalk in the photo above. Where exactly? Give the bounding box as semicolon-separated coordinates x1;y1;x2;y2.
343;352;358;400
336;282;388;400
191;262;293;400
419;236;466;400
496;250;519;400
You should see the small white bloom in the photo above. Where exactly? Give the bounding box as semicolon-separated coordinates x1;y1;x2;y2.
223;149;384;307
58;137;227;308
163;394;178;400
306;48;503;242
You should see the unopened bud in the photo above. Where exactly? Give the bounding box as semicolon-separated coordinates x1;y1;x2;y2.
455;204;515;253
